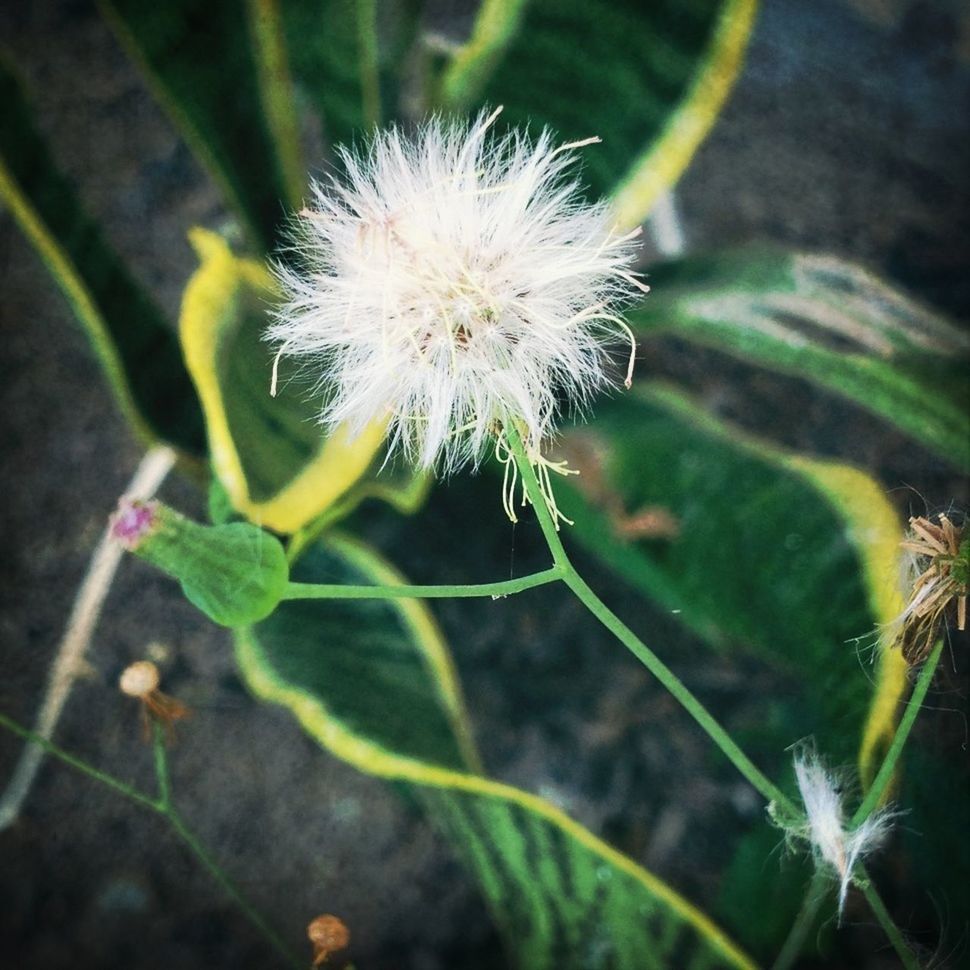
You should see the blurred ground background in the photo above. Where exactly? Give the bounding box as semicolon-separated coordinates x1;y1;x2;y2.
1;0;968;967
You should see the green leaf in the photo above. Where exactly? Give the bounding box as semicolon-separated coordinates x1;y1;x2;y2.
282;0;422;147
555;384;909;956
114;500;288;626
179;228;388;533
436;0;758;225
99;0;304;251
0;59;203;453
631;247;970;470
236;533;755;969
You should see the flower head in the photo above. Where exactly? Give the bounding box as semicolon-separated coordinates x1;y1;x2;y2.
268;107;645;475
896;513;968;664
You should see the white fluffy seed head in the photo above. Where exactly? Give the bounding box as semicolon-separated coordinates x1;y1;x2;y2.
267;107;645;474
792;751;894;916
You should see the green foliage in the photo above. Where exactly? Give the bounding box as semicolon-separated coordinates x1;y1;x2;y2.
555;384;907;955
632;247;970;470
179;228;387;533
99;0;303;251
237;535;755;970
121;501;288;626
0;59;203;453
443;0;758;223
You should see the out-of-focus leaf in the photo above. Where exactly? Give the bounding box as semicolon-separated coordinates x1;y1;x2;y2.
99;0;304;251
178;228;387;533
236;533;755;970
632;247;970;470
0;59;203;453
437;0;757;224
555;383;908;956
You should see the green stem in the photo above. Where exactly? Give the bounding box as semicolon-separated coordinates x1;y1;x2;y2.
858;874;921;970
283;566;565;601
166;809;300;968
772;869;831;970
0;711;160;812
152;724;172;810
851;639;943;827
503;424;797;814
0;712;301;970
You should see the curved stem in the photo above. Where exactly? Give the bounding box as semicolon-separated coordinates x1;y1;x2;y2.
504;423;796;814
851;638;943;827
283;565;565;601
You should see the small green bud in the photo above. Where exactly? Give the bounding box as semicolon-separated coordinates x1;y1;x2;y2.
111;499;288;626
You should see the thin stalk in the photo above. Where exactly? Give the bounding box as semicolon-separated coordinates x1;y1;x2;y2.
772;869;831;970
282;565;564;601
858;874;921;970
503;423;796;814
0;713;301;970
0;712;160;812
151;729;300;969
851;638;943;827
355;0;382;126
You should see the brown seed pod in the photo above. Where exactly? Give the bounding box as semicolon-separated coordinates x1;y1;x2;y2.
119;661;190;740
307;914;350;966
898;514;968;665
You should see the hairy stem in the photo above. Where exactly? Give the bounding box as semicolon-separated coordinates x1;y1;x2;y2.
504;423;796;814
0;446;176;831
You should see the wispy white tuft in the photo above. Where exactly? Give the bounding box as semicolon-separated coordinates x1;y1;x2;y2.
792;752;894;916
267;107;645;474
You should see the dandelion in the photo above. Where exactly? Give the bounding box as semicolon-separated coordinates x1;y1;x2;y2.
896;513;968;665
791;751;893;917
267;106;646;510
119;660;189;741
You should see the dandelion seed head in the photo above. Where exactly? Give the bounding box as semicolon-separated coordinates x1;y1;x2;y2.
267;108;645;473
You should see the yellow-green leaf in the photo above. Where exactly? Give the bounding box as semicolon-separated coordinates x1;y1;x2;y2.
236;534;755;969
0;59;203;453
178;228;387;533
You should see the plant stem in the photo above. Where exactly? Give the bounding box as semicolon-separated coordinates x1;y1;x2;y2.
0;712;302;970
151;730;299;968
772;869;831;970
858;873;921;970
851;638;943;827
0;445;176;831
283;565;565;600
503;423;796;814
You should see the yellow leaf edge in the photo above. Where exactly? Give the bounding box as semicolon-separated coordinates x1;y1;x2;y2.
179;227;386;533
784;457;908;789
610;0;760;230
0;154;156;448
234;533;757;970
635;384;909;792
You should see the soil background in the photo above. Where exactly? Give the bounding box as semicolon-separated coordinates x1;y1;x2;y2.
1;1;968;968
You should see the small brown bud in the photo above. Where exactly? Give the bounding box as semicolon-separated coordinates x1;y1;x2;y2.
307;914;350;966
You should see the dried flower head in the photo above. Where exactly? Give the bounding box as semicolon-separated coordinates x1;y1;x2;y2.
791;752;893;916
897;513;967;665
267;107;645;477
307;914;350;966
119;660;189;740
